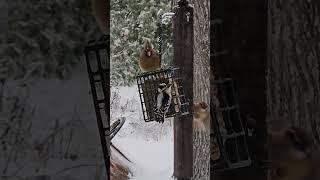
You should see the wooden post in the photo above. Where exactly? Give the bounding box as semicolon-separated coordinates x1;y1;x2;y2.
173;0;194;179
210;0;268;180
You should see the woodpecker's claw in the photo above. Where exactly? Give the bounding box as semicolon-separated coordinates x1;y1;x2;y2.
157;118;164;124
155;117;161;124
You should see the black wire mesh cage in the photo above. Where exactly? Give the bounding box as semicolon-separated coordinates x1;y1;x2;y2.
84;35;110;178
136;67;190;122
211;77;252;172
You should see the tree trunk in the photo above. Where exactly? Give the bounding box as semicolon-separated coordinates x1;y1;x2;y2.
190;1;210;102
189;0;210;180
172;0;210;179
173;1;194;178
267;0;320;145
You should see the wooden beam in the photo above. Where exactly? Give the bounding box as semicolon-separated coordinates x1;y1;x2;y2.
173;0;194;179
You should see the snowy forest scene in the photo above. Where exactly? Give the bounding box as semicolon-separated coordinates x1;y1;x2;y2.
0;0;183;180
3;0;320;180
1;0;110;179
0;0;212;178
110;0;175;179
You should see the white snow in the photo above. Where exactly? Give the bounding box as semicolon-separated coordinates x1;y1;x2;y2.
0;64;174;180
0;65;107;180
111;85;174;180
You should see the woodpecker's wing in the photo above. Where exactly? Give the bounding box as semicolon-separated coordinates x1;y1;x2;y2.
161;93;171;109
154;93;163;122
156;92;164;109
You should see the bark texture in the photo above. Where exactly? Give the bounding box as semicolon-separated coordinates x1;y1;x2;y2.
192;130;210;180
172;0;210;179
190;0;210;103
267;0;320;145
190;0;210;179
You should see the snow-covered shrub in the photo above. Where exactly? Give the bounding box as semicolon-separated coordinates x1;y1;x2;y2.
1;0;100;80
111;0;173;86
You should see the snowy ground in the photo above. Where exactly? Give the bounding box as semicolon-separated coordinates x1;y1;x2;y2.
111;86;174;180
0;65;106;180
0;63;174;180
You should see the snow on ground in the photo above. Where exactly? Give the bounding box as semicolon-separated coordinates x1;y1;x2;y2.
0;65;107;180
111;85;174;180
0;63;174;180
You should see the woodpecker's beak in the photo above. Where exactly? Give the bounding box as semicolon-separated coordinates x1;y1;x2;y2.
147;51;151;57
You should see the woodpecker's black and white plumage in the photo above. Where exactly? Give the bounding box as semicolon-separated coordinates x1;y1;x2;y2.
154;82;172;123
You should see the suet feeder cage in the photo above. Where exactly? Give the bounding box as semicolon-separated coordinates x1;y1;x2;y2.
84;35;110;178
211;77;252;172
136;67;190;122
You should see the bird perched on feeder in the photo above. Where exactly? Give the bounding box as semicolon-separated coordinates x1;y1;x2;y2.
139;38;161;72
193;101;210;132
154;82;172;123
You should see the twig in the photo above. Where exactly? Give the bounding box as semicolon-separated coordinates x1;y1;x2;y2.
52;164;101;176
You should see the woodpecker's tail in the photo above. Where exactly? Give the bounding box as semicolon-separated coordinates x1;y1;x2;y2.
154;106;165;123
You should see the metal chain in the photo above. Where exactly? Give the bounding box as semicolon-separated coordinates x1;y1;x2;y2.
156;0;175;66
157;15;163;65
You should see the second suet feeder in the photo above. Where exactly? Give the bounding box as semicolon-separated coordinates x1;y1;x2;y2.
211;77;252;172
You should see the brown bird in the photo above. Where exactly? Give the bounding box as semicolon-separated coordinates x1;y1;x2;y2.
248;114;320;180
268;125;320;180
139;38;161;72
193;101;210;132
